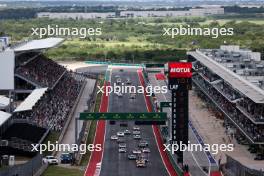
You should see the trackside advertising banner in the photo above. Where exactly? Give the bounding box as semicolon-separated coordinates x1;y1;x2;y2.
168;62;192;78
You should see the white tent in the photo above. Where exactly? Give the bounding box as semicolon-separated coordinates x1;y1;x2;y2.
0;95;10;110
0;111;11;126
14;38;64;52
14;88;48;112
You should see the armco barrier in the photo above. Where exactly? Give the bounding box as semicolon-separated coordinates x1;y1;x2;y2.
111;63;143;67
85;61;110;65
85;60;144;67
0;154;44;176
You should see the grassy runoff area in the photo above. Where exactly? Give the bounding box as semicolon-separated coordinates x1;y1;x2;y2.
42;166;83;176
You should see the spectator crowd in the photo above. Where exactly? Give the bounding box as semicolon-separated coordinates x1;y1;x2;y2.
237;98;264;122
15;52;40;67
193;73;264;143
214;82;241;102
16;54;66;88
14;71;84;131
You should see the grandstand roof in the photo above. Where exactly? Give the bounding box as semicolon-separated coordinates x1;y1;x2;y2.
188;50;264;104
14;88;48;112
13;38;64;52
0;111;11;126
0;96;10;109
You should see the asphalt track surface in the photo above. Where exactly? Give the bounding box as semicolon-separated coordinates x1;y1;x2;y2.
100;68;169;176
76;65;108;74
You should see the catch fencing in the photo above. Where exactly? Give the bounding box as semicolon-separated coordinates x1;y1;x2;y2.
0;154;44;176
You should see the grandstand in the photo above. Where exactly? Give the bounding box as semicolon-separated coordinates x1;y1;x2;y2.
15;54;66;88
188;46;264;156
0;38;85;156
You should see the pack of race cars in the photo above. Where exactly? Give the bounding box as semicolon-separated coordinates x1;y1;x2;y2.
111;126;150;168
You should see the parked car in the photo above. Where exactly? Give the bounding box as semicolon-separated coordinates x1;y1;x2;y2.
43;156;58;165
60;153;73;164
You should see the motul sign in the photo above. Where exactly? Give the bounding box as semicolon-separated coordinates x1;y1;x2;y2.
170;68;191;73
169;62;192;78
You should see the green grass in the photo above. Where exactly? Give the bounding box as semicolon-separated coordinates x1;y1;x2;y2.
1;17;264;61
42;166;83;176
64;37;158;47
94;79;104;112
200;19;264;25
80;120;97;166
47;37;173;60
146;22;184;26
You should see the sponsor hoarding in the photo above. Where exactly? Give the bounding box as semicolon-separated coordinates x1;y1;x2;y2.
80;112;167;120
168;62;192;78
